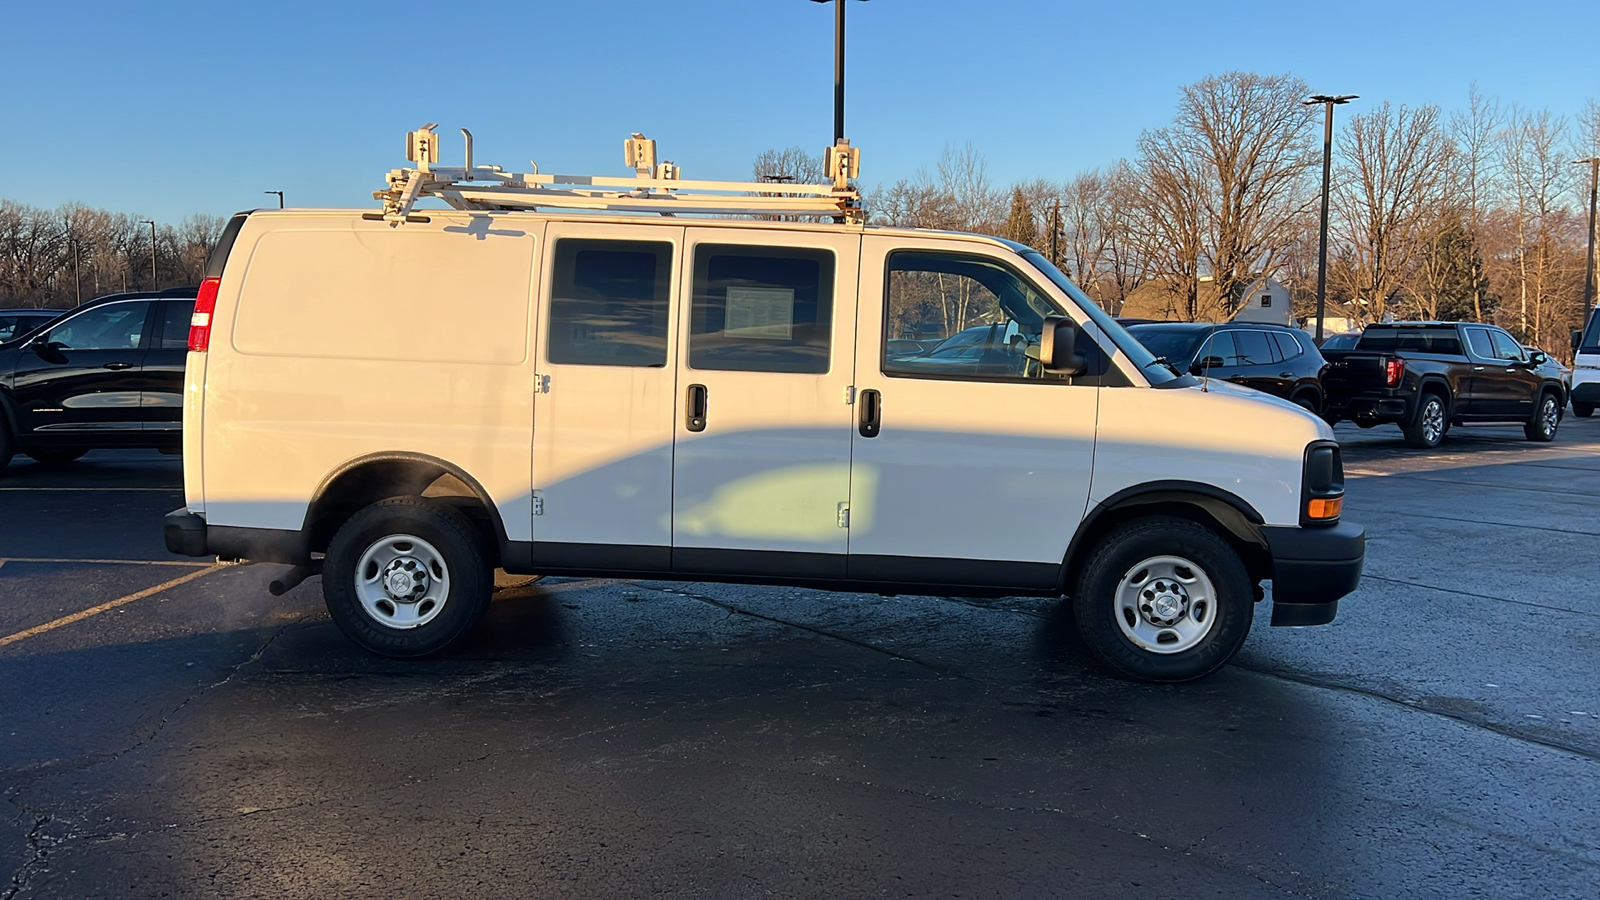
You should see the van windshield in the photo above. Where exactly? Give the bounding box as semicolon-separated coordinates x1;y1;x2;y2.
1019;251;1184;385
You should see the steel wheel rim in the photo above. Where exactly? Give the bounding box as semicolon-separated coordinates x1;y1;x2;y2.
1114;555;1219;654
1540;398;1558;436
1422;399;1444;443
354;534;451;630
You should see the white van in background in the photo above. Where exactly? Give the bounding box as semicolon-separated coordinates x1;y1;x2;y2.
165;131;1363;682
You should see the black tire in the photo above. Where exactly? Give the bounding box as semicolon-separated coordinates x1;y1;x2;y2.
323;497;493;658
1573;402;1594;418
1071;516;1254;683
26;449;87;465
1402;392;1448;449
1291;391;1321;415
1524;392;1560;442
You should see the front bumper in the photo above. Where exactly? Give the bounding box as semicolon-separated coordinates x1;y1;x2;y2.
1259;520;1365;626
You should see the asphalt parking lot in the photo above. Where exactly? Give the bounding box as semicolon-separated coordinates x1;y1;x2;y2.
3;415;1599;899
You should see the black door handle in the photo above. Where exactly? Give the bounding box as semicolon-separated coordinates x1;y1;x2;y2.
102;362;135;370
686;384;707;432
858;389;881;438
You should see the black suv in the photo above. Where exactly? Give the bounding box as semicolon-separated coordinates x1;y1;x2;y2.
1125;322;1328;413
0;288;197;469
0;309;62;343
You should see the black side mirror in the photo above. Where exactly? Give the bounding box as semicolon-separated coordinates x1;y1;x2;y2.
1575;330;1584;353
1528;350;1548;366
1191;357;1227;375
1039;316;1086;375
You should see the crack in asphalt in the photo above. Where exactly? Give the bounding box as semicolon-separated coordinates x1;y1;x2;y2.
1363;509;1600;537
649;584;960;678
1360;573;1588;616
2;802;51;900
1230;662;1600;763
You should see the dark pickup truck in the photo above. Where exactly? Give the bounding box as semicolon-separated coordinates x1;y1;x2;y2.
1322;322;1567;449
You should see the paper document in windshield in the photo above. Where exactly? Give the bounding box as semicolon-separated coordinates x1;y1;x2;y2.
724;287;795;340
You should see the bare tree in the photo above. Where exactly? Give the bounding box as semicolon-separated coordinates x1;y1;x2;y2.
1449;85;1504;322
1329;102;1455;322
1493;106;1580;346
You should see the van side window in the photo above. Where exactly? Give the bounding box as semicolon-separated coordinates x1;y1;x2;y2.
547;239;673;367
688;245;834;374
882;251;1105;382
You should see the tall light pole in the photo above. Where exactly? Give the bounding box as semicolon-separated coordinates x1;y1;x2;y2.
68;234;82;305
809;0;866;144
143;220;157;290
264;190;284;209
1304;94;1356;342
1577;158;1599;315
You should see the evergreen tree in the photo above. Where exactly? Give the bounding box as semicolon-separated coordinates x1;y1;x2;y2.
1418;215;1495;321
1003;187;1037;248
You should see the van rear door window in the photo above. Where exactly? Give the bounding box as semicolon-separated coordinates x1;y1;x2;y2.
688;245;834;374
547;240;672;367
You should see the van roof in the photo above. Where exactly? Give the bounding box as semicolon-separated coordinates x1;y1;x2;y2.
239;207;1024;253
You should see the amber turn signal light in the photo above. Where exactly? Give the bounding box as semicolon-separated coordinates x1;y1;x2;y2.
1306;496;1343;520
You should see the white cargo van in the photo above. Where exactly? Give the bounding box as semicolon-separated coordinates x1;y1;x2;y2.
165;130;1363;681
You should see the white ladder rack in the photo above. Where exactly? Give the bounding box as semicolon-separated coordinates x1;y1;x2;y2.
372;126;863;224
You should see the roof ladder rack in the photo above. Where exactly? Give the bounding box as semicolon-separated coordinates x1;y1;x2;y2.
372;125;864;224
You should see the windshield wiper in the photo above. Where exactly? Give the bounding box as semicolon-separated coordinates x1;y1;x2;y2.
1145;356;1183;376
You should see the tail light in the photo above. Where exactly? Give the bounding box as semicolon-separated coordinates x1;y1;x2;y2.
189;277;220;352
1384;358;1403;387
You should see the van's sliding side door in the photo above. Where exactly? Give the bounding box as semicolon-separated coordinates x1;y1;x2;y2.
529;223;685;571
669;228;861;580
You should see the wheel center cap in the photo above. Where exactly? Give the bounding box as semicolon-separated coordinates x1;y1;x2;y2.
1140;579;1188;625
382;560;427;601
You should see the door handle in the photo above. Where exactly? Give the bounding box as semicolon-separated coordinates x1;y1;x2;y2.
858;389;881;438
1279;372;1292;378
1472;366;1484;372
685;384;707;432
102;362;135;370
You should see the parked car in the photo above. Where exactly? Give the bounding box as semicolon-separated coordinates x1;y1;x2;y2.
0;287;197;468
1125;322;1328;413
0;308;62;344
1573;308;1600;417
163;145;1363;683
1321;321;1568;448
1317;331;1362;351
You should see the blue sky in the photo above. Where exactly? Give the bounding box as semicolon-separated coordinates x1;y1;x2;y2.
5;0;1597;223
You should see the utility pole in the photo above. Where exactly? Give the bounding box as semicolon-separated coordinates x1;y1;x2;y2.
264;190;284;209
809;0;866;144
1304;94;1356;342
68;234;82;305
144;220;157;290
1578;158;1599;314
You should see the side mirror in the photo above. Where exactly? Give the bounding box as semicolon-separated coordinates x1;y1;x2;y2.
1191;357;1227;375
1039;316;1086;375
1575;330;1584;353
1528;350;1548;366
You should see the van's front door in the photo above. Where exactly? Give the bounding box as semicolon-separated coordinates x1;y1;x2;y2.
847;236;1099;590
670;229;860;579
530;223;684;571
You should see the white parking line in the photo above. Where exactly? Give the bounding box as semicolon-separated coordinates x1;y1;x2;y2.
0;487;179;492
0;564;221;649
0;557;215;567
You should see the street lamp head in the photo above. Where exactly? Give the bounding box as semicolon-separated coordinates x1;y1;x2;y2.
1305;94;1358;105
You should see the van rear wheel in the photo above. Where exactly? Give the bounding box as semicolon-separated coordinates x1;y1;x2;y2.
323;498;492;658
1072;517;1253;682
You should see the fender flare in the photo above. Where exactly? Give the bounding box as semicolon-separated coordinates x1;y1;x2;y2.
1061;481;1269;591
304;451;510;556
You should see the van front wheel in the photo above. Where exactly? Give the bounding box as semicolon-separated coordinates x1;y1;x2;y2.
323;498;492;658
1072;517;1253;682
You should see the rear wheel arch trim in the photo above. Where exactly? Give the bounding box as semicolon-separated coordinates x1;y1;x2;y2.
305;452;509;557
